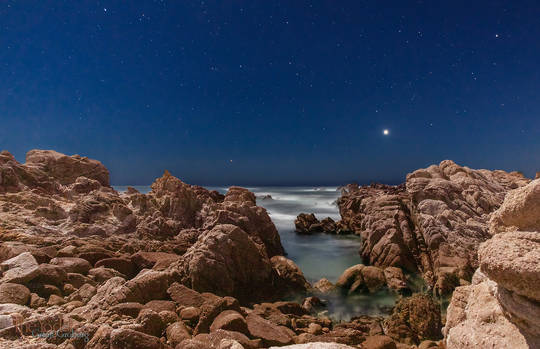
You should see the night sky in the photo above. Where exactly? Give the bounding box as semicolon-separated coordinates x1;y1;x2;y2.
1;1;539;186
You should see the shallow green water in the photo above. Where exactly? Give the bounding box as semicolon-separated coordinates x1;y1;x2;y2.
115;185;400;320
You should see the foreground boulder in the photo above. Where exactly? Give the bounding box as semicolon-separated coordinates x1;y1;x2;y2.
176;224;275;303
444;179;540;348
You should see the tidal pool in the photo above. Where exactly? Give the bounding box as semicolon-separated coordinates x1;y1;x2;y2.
115;185;400;320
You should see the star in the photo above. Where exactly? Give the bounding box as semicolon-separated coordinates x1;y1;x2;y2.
383;129;389;135
495;34;499;38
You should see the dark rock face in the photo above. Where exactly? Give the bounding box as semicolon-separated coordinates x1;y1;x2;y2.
295;213;349;234
337;161;530;294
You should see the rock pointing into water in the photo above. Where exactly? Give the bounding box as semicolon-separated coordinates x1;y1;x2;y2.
337;161;530;295
295;213;348;234
444;178;540;348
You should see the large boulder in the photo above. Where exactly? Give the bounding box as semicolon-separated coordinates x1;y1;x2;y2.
0;252;39;284
490;178;540;233
479;231;540;302
444;278;535;349
0;283;31;305
177;224;275;303
206;187;284;257
270;256;310;296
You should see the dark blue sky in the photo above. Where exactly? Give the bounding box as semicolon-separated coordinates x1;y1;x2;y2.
1;1;539;185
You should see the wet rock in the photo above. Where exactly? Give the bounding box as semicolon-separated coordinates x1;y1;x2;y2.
362;266;386;293
270;256;310;296
335;264;364;290
295;213;322;234
313;278;336;293
383;267;409;294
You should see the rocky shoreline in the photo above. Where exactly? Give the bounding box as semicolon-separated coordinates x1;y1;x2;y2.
0;149;537;348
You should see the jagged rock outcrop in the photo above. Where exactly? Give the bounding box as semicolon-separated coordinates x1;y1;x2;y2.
25;149;110;187
337;161;530;294
294;213;348;234
444;179;540;348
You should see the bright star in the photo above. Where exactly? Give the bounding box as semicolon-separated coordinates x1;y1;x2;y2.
383;129;389;135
